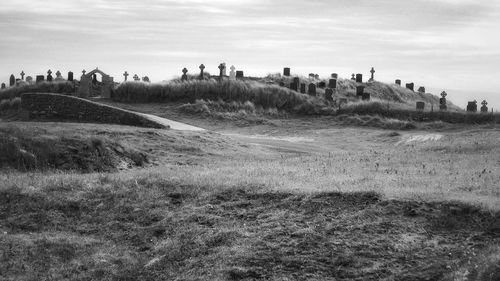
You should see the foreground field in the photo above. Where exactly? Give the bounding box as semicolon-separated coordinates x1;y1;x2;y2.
1;120;499;280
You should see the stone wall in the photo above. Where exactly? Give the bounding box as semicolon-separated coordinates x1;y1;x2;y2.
21;93;167;129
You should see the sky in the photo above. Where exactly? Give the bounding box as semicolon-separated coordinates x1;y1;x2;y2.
1;0;499;109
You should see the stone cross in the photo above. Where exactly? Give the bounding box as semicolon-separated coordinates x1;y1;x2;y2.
369;67;375;82
46;70;53;82
133;74;139;81
47;69;52;76
123;71;129;81
441;91;447;98
229;65;236;80
351;74;355;80
218;63;225;77
199;64;205;79
56;70;61;78
82;70;86;75
482;100;488;107
20;71;25;80
181;68;188;81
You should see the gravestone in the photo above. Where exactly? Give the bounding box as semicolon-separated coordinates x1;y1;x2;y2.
309;73;315;79
229;65;236;80
356;86;364;98
318;81;326;88
369;67;375;82
395;79;401;85
293;77;300;85
283;67;290;76
362;92;371;101
235;71;244;79
481;100;488;113
68;71;74;81
279;81;285;87
467;101;477;112
26;76;33;84
314;74;320;80
355;74;362;83
351;74;356;81
328;79;337;89
15;79;21;86
300;83;306;94
133;74;140;81
405;83;414;91
55;71;63;81
218;63;225;78
36;75;44;83
199;64;205;79
439;91;447;110
418;86;425;93
290;82;298;91
20;71;25;80
308;83;316;96
416;101;425;111
325;88;334;101
46;70;53;82
1;83;5;89
331;73;338;79
9;75;15;86
142;76;150;83
123;71;129;81
181;68;188;81
222;63;227;76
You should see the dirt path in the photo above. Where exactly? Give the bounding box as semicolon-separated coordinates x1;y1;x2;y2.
139;113;205;131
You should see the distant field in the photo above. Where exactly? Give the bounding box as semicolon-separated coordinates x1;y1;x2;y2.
1;119;499;280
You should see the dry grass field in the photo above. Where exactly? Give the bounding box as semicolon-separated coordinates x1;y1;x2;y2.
1;113;500;280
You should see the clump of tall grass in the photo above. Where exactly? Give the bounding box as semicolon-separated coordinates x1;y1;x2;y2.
180;99;287;120
0;81;75;100
0;97;21;111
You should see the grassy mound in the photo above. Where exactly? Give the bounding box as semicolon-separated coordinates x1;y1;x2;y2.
0;81;75;100
0;125;147;172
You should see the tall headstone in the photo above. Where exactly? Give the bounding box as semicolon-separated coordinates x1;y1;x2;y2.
481;100;488;113
439;91;447;111
405;83;414;91
283;67;290;76
199;64;205;79
355;73;363;83
9;74;15;86
467;101;478;112
328;79;337;89
26;76;33;84
395;79;401;85
369;67;375;82
308;83;316;96
331;73;338;79
123;71;129;81
68;71;74;81
20;71;25;80
356;86;364;98
235;71;244;79
36;75;44;83
46;70;53;82
181;68;188;81
300;83;306;94
351;74;356;81
218;63;225;78
1;83;5;89
416;101;425;111
325;88;334;101
290;82;298;91
229;65;236;80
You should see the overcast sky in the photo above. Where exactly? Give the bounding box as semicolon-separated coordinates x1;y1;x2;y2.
1;0;499;109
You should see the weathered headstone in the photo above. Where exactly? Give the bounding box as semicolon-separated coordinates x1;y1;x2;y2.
142;76;150;83
9;74;15;86
290;82;298;91
308;83;316;96
356;86;364;98
328;79;337;89
405;83;414;91
318;81;326;88
1;83;5;89
416;101;425;111
222;63;227;76
181;68;188;81
229;65;236;80
20;71;25;80
308;73;315;79
123;71;129;81
133;74;140;81
325;88;334;101
369;67;375;82
36;75;44;83
236;71;244;79
218;63;225;78
395;79;401;85
439;91;447;110
26;76;33;84
283;67;290;76
351;74;356;81
467;101;478;112
68;71;74;81
481;100;488;113
55;70;63;81
279;81;285;87
331;73;338;79
300;83;306;94
199;64;205;79
46;70;53;82
418;86;425;93
362;92;371;101
355;73;362;83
